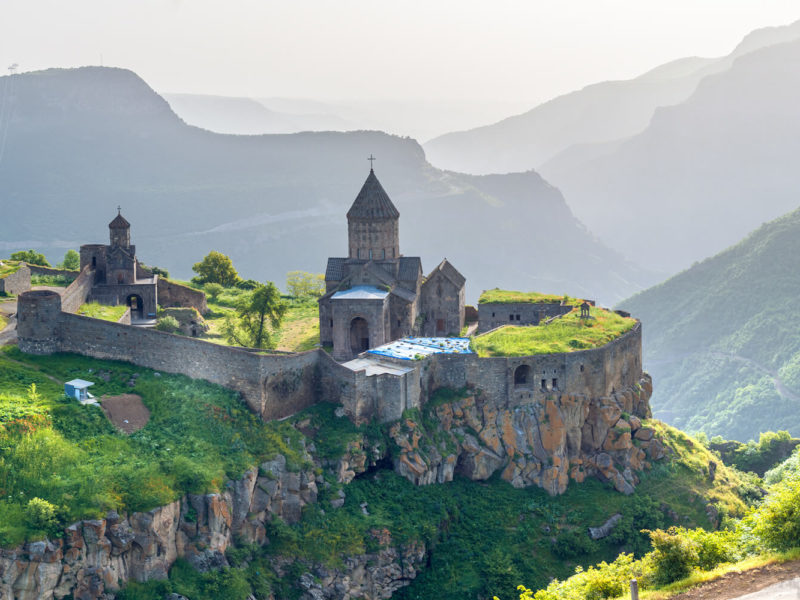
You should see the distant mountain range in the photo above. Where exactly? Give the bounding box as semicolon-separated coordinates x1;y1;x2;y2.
424;20;800;275
620;206;800;441
0;67;650;304
162;94;530;142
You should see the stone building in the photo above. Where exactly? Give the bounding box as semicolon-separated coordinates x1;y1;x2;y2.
319;168;466;360
79;210;158;319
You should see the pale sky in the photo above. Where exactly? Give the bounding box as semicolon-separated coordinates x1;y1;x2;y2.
1;0;799;105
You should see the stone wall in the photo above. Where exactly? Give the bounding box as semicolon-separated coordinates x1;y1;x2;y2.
419;271;464;336
0;265;31;295
25;264;79;279
60;267;94;315
157;279;208;314
477;301;571;333
89;282;157;318
16;289;350;421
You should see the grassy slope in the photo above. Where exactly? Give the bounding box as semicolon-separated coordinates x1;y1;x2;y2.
0;261;21;278
78;302;129;322
620;207;800;440
0;347;307;546
473;306;635;356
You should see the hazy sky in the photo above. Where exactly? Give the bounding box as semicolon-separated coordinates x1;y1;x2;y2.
2;0;799;105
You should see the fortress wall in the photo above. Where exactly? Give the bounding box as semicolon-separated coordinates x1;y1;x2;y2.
425;323;643;410
26;264;79;279
56;313;332;420
477;302;570;333
0;264;31;295
158;279;208;314
60;267;94;314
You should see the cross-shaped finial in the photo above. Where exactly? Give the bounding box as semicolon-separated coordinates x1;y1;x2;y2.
368;154;376;170
117;205;121;215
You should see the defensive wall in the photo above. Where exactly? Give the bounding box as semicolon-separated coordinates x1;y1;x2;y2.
25;264;80;279
60;266;94;314
157;278;208;314
16;290;347;420
477;301;572;333
0;264;31;295
16;289;644;427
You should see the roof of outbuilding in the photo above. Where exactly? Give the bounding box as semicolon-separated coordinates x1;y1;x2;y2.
425;259;466;289
398;256;422;282
346;169;400;221
325;257;347;281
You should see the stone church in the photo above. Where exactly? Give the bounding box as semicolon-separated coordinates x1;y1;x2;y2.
319;167;466;360
79;210;158;320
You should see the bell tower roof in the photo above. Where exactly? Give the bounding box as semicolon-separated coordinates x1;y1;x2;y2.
346;169;400;221
109;207;130;229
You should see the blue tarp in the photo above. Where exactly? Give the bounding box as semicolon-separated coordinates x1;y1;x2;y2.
368;337;472;360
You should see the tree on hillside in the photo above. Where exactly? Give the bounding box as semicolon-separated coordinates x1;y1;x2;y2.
286;271;325;299
192;251;240;287
10;249;50;267
204;282;224;303
57;250;80;271
222;282;287;349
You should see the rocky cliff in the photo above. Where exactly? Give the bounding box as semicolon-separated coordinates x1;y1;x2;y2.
0;375;661;599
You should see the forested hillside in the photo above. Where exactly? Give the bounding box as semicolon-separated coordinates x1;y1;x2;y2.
620;207;800;440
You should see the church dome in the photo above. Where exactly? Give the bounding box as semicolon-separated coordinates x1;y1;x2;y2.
346;169;400;221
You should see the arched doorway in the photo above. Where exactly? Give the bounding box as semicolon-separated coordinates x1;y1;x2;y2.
350;317;370;355
514;365;530;387
127;294;144;320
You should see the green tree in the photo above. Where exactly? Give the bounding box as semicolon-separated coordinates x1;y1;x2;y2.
192;251;240;287
156;315;180;333
204;283;224;303
57;249;80;271
222;282;287;349
286;271;325;299
751;473;800;551
10;249;50;266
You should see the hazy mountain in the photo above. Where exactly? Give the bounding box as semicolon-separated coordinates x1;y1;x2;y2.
164;94;531;142
0;67;651;304
163;93;354;135
620;207;800;441
424;20;800;177
544;38;800;274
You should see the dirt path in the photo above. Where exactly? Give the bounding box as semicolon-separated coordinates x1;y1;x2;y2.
670;560;800;600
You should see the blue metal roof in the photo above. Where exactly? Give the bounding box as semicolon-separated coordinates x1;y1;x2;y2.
331;285;389;300
368;337;472;360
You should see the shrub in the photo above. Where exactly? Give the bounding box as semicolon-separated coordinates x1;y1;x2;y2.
156;315;180;333
204;283;224;302
10;249;50;266
750;473;800;551
24;497;63;537
647;527;699;584
553;528;593;559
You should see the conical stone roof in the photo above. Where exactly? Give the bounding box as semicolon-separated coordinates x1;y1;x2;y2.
346;169;400;221
109;212;130;228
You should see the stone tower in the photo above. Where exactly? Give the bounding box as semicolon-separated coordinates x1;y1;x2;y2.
347;169;400;261
109;209;131;248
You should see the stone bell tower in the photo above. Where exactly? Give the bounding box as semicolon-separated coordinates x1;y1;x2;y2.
346;167;400;261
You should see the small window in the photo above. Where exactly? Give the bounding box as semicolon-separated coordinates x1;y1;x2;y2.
330;319;333;328
492;312;495;317
541;379;547;390
382;249;386;259
516;314;521;321
509;314;514;321
580;364;584;372
552;378;558;389
369;250;373;260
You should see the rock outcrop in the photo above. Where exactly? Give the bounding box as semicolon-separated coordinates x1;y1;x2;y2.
390;375;659;495
0;452;319;600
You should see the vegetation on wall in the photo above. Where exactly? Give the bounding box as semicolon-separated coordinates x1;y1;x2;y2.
479;289;582;305
472;306;635;357
77;302;129;322
9;249;50;266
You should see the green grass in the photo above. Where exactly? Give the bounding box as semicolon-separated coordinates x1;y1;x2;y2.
0;346;309;546
0;260;21;278
472;306;636;357
78;302;129;322
274;300;320;352
0;314;7;330
31;273;76;287
479;289;582;305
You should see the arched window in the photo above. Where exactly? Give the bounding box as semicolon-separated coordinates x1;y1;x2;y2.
514;365;531;386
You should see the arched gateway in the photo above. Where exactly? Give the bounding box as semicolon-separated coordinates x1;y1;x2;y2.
350;317;369;355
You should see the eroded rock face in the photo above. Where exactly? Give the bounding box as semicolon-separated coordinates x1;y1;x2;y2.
389;374;657;496
0;451;319;600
